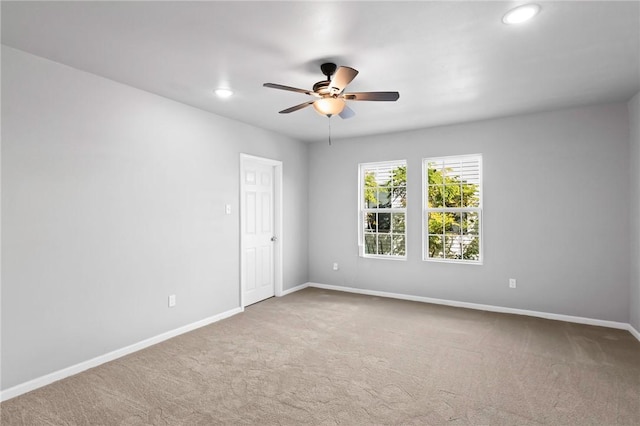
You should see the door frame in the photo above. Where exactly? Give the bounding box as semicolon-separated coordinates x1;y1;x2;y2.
239;153;283;308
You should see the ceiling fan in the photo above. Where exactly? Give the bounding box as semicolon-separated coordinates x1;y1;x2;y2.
263;63;400;119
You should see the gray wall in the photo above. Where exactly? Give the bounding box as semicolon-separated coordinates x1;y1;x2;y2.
1;44;636;393
1;46;309;390
309;103;631;323
630;92;640;332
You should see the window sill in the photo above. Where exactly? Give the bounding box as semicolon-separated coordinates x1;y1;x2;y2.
423;258;483;265
361;255;407;261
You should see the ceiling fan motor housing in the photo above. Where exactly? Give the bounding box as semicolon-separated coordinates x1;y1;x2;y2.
313;80;331;95
320;62;337;79
314;63;340;96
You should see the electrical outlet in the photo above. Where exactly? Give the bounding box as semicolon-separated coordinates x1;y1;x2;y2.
509;278;517;289
333;262;339;271
225;204;231;215
168;294;176;307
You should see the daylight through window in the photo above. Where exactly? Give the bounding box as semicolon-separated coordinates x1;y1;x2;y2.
359;160;407;258
424;155;482;263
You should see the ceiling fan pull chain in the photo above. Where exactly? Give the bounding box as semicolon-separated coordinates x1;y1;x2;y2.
328;116;332;146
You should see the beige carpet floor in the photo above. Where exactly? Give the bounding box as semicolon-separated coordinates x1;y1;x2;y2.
2;287;640;425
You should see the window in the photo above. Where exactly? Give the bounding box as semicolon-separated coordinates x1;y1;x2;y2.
359;160;407;258
424;155;482;263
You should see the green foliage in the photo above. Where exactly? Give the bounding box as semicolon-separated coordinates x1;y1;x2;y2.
427;167;478;208
364;172;378;208
364;165;406;256
427;166;480;261
364;166;406;208
364;163;479;260
391;166;407;207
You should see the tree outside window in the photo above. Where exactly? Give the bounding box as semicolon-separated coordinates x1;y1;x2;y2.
360;161;407;258
424;155;482;263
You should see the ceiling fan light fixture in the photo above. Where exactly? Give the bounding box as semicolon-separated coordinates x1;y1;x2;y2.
313;97;345;117
502;3;541;24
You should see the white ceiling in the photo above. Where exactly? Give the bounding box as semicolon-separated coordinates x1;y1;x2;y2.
2;1;639;143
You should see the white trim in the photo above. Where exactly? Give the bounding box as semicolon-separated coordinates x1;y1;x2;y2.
307;282;630;330
0;307;243;402
239;154;284;303
279;282;310;296
629;324;640;343
422;154;483;264
358;159;408;259
360;255;407;261
423;257;483;266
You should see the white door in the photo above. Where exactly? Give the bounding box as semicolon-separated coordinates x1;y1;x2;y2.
240;156;280;306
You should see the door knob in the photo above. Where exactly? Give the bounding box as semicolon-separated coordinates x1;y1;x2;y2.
271;236;278;242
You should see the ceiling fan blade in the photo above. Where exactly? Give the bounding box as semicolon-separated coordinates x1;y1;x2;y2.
279;101;314;114
328;67;359;93
264;83;315;96
339;105;356;119
343;92;400;101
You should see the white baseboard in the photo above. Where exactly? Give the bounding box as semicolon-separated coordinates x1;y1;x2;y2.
629;324;640;343
0;306;243;402
307;282;632;331
279;282;309;296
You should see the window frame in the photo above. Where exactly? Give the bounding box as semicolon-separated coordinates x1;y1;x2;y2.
422;154;483;265
358;160;408;260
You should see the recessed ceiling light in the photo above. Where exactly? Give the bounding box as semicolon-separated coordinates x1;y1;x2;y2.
502;3;541;25
214;88;233;98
